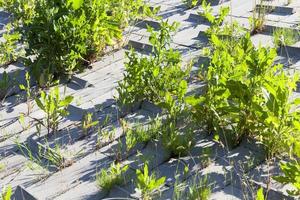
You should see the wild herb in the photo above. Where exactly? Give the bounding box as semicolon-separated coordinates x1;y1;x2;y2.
117;20;191;112
273;28;299;47
96;163;129;191
187;5;300;151
125;117;162;151
19;72;33;115
81;112;99;135
35;86;74;135
1;0;156;86
0;25;21;66
273;142;300;196
135;163;166;200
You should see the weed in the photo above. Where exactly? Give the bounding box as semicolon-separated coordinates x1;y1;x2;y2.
162;121;194;157
1;0;156;86
174;174;211;200
250;0;273;34
256;187;266;200
187;176;211;200
81;112;99;135
183;0;198;8
1;185;12;200
117;20;191;111
35;86;74;135
135;163;166;200
187;26;299;151
273;142;300;196
273;28;299;47
126;117;162;151
96;162;129;191
19;72;34;115
0;24;21;67
200;1;230;36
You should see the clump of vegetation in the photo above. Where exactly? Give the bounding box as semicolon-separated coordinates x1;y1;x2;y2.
126;117;162;151
0;24;22;67
161;118;194;157
273;28;299;47
96;162;129;191
250;0;273;34
1;185;12;200
274;142;300;196
0;0;156;86
117;20;191;110
174;175;211;200
187;6;300;154
135;163;166;200
35;86;74;135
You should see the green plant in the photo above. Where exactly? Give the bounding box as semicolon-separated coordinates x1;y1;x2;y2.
200;1;230;36
187;176;211;200
273;28;299;47
0;24;21;66
273;142;300;196
183;0;198;8
162;120;194;157
250;0;273;34
81;112;99;135
186;7;300;151
1;185;12;200
256;187;266;200
96;162;129;191
35;86;74;134
126;117;162;151
19;72;34;115
0;70;20;101
173;175;211;200
1;0;156;86
135;163;166;200
117;20;191;111
40;143;72;169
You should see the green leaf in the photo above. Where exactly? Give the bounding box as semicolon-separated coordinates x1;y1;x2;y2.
19;84;26;90
68;0;84;10
256;187;265;200
59;96;74;107
185;96;205;106
35;97;44;111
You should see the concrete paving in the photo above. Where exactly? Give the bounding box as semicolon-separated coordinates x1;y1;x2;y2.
0;0;300;199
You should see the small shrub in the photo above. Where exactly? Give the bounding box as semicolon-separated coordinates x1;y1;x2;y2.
35;86;74;134
96;163;129;191
117;20;191;110
186;5;300;152
135;163;166;200
1;0;156;86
